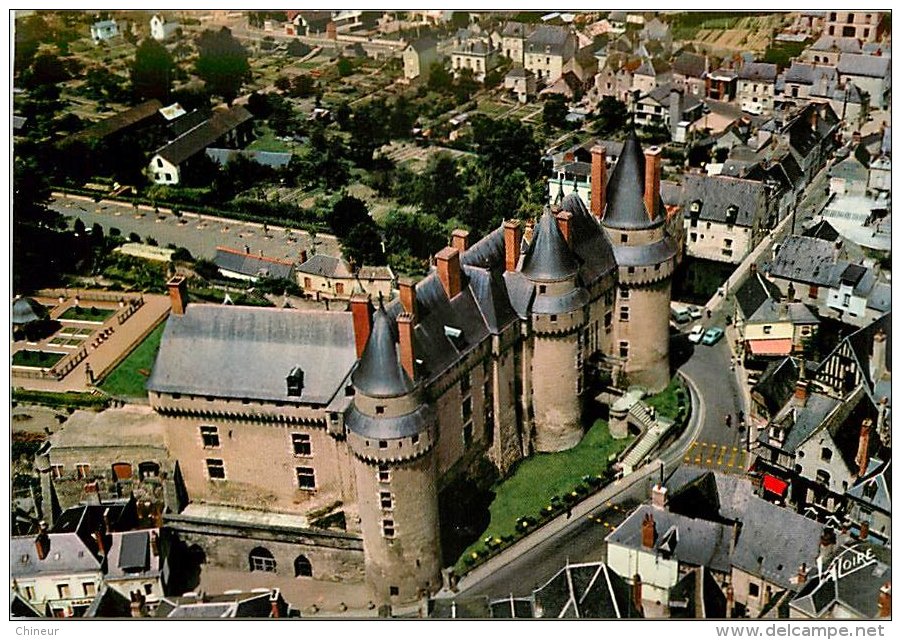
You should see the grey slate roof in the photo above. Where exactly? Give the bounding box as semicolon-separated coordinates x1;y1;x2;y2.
735;271;783;319
408;36;437;53
602;135;663;230
837;53;890;78
351;304;413;398
205;148;292;169
147;305;357;405
531;561;639;618
559;193;618;284
644;84;702;113
784;62;838;86
737;62;778;82
345;404;430;440
774;392;842;453
12;297;48;324
747;300;820;325
488;595;533;618
752;357;800;416
767;235;840;286
867;282;890;313
520;209;580;282
168;108;211;138
296;254;354;278
70;99;162;143
681;174;766;227
214;247;295;280
668;566;727;618
155;590;285;618
810;35;862;54
672;52;706;78
10;534;102;578
525;24;571;56
155;105;252;166
501;21;529;38
847;457;891;514
802;219;840;241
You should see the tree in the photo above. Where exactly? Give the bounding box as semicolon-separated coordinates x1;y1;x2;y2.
470;115;542;180
427;62;454;93
415;152;465;221
131;37;175;102
25;52;71;88
289;74;316;98
542;94;569;130
381;209;447;260
329;195;385;266
592;96;628;136
194;27;250;103
274;75;292;93
336;57;354;77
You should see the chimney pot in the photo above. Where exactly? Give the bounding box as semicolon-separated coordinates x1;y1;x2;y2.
641;512;657;549
398;277;418;322
860;520;870;540
878;582;891;618
590;144;607;219
35;532;49;561
350;294;373;359
450;229;470;254
503;220;523;272
166;275;188;315
794;379;809;406
856;418;873;478
644;147;662;221
436;247;462;299
651;484;668;509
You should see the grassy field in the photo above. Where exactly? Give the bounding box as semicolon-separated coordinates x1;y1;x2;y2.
12;350;66;368
98;322;166;398
644;376;685;419
455;419;631;570
60;306;116;322
247;127;295;153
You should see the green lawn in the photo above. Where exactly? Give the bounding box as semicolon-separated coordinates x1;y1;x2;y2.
60;306;116;322
247;128;295;153
12;350;66;368
644;377;686;419
98;322;166;398
456;420;631;570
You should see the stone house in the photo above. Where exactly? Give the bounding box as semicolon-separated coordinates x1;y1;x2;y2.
90;19;119;44
450;38;498;83
295;254;394;302
402;36;440;83
801;35;862;66
843;457;891;543
737;62;779;116
823;11;884;42
836;53;891;110
671;52;707;98
742;300;820;359
498;21;531;66
778;62;839;112
503;67;537;104
524;24;578;85
631;58;671;96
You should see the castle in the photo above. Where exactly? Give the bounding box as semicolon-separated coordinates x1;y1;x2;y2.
147;135;678;605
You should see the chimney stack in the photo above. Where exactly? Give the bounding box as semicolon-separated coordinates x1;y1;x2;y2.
641;512;657;549
166;275;188;315
435;247;462;299
299;249;308;264
503;220;522;272
651;484;668;509
860;520;870;540
797;563;808;585
93;530;107;557
555;211;573;247
398;277;418;323
270;592;281;618
451;229;470;255
590;144;607;219
870;329;887;383
855;419;873;477
150;531;159;557
726;584;734;618
397;312;415;382
794;379;809;406
350;294;372;359
35;522;50;561
878;582;891;618
644;146;662;221
631;574;644;616
130;591;146;618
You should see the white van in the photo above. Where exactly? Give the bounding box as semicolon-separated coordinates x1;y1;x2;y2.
671;306;691;324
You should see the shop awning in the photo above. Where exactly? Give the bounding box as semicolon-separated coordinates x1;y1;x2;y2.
748;338;793;356
763;474;789;497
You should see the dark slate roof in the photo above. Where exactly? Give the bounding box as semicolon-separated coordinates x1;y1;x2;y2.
206;148;292;169
345;403;430;439
296;254;353;278
737;62;778;82
777;392;842;453
802;219;840;241
351;305;413;398
837;53;891;78
784;62;838;86
408;36;437;53
790;542;891;618
488;596;534;618
682;174;765;227
635;57;670;77
783;104;840;160
559;193;617;284
168;108;211;138
668;567;727;619
747;300;820;325
12;297;48;324
735;271;783;319
752;357;800;416
84;585;131;618
844;312;892;390
501;21;529;38
70;99;162;143
429;596;492;618
116;531;149;572
810;35;862;54
10;533;102;578
846;458;891;513
672;52;706;78
532;562;639;618
214;247;295;280
525;24;571;56
520;209;580;282
147;305;357;405
155;105;252;166
644;84;702;113
867;282;890;313
602;135;663;230
767;235;839;286
155;591;284;618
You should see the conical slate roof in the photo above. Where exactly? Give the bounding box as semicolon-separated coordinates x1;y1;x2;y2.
351;304;414;398
520;209;579;282
603;134;663;230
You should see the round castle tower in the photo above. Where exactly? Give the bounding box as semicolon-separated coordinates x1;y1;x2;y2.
345;302;441;604
601;135;676;393
520;209;590;452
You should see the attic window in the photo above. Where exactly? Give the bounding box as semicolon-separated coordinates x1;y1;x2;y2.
444;325;463;340
287;367;304;397
690;201;701;213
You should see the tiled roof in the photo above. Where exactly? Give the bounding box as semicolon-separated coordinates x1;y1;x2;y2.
837;53;891;78
737;62;778;82
69;99;162;143
155;105;252;166
602;135;663;230
681;174;767;227
213;246;295;280
351;304;413;398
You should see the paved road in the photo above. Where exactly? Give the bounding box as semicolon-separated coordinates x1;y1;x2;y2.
49;196;342;263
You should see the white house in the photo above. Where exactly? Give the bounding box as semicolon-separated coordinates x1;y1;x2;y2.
150;14;179;41
90;19;119;44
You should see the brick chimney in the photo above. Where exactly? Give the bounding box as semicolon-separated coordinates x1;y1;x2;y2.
860;520;870;540
644;146;662;221
870;328;887;382
436;247;462;299
651;484;668;509
555;211;573;248
130;590;146;618
590;144;607;219
397;312;415;382
797;563;808;585
794;379;809;406
35;522;50;561
166;275;188;315
878;582;891;618
726;584;734;618
150;531;159;557
299;249;308;264
631;574;644;616
451;229;470;254
270;592;281;618
398;277;418;322
641;512;657;549
93;530;107;557
350;294;372;359
855;418;873;477
503;220;522;272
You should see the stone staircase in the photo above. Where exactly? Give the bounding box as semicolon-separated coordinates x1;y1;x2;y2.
621;400;675;474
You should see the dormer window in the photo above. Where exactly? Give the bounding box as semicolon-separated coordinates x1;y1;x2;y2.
725;205;738;225
287;366;304;397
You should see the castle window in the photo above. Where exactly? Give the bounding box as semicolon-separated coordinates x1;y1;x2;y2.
345;385;355;396
621;233;628;242
82;582;96;597
550;314;557;322
57;584;71;599
620;287;629;299
296;466;316;490
378;465;390;483
461;374;471;395
463;423;473;447
206;459;225;480
619;341;629;358
383;519;395;538
76;464;91;480
816;469;831;487
619;306;630;322
292;433;311;456
820;448;832;462
412;434;419;445
379;440;388;449
294;555;312;578
200;426;220;448
749;583;759;598
249;547;276;573
462;397;472;421
627;266;635;274
380;491;393;510
539;285;547;294
376;405;386;415
390;586;400;596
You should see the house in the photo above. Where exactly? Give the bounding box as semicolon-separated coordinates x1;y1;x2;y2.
734;266;784;330
150;14;179;41
823;11;884;42
750;356;805;427
539;71;584;101
103;529;165;608
802;35;862;66
631;58;671;95
213;246;296;283
499;21;532;66
828;144;871;196
148;105;253;185
843;456;891;543
592;60;638;105
706;67;738;102
779;62;839;109
291;10;332;36
788;11;826;38
836;53;891;109
296;254;394;301
154;589;290;618
504;67;537;104
64;99;163;146
680;174;778;264
778;102;841;187
789;541;891;618
736;62;779;116
402;36;440;82
639;18;672;54
523;24;578;85
742;299;820;359
450;37;498;83
634;84;703;141
90;19;119;44
671;52;707;98
809;80;869;133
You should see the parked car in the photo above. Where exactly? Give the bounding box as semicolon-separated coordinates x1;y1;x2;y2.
688;324;705;344
688;306;703;320
671;306;691;324
701;327;724;345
